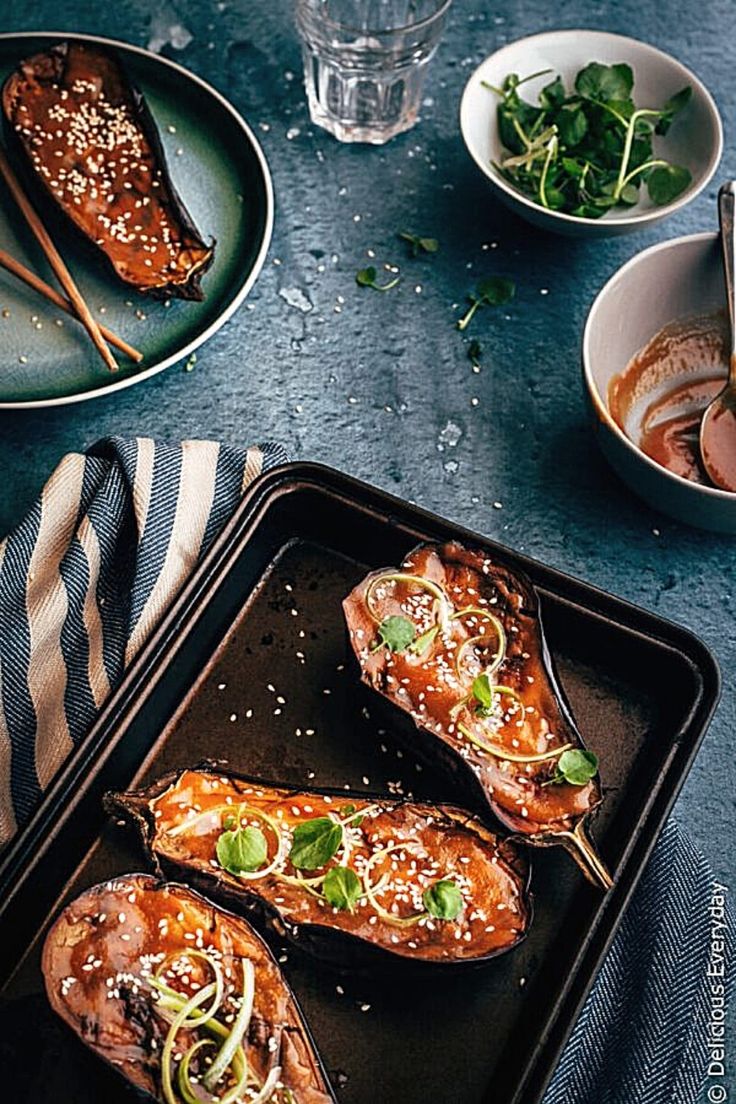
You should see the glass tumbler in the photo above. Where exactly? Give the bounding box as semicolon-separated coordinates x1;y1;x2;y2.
295;0;452;144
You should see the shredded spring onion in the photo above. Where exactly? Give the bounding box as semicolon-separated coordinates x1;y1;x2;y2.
453;609;506;682
458;722;574;764
204;958;255;1092
362;843;428;927
365;572;452;636
161;982;218;1104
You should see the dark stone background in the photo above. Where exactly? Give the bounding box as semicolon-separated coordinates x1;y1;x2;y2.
0;0;733;898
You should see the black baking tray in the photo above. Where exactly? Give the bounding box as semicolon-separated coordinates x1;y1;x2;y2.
0;462;720;1104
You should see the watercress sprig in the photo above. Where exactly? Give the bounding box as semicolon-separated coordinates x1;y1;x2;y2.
356;265;400;291
398;230;439;256
489;61;692;217
457;277;515;331
543;748;599;787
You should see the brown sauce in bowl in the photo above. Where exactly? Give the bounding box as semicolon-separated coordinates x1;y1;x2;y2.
608;313;728;486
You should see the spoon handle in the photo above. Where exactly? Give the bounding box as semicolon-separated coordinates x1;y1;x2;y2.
718;181;736;384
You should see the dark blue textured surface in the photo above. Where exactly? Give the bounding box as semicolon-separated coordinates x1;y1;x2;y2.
0;0;733;907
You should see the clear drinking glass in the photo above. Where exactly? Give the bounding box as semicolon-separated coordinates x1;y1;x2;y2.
295;0;452;144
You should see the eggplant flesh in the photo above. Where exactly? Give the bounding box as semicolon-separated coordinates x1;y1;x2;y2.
106;766;531;967
42;873;335;1103
2;41;214;300
343;542;612;889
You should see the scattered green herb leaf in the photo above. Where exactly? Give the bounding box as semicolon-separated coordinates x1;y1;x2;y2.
544;748;599;787
323;866;362;911
472;672;494;717
398;230;439;256
339;803;364;827
356;265;400;291
289;816;343;870
371;614;416;654
488;62;692;218
423;879;463;920
457;276;515;331
468;339;483;369
222;813;237;831
216;826;268;874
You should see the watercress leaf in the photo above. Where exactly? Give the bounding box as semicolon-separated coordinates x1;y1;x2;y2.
647;164;691;205
539;75;565;110
222;813;237;830
323;866;362;911
618;182;640;206
605;97;635;120
356;266;377;287
544;185;566;210
423;879;463;920
557;104;588;147
477;276;516;306
216;826;268;874
497;104;526;153
376;614;416;653
656;85;692;134
557;748;599;785
419;236;439;253
575;61;633;103
629;134;653;169
289;817;343;870
472;673;494;713
561;156;585;178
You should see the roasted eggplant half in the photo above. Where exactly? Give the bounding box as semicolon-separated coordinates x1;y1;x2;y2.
2;41;214;299
343;542;612;889
43;873;335;1103
106;766;531;968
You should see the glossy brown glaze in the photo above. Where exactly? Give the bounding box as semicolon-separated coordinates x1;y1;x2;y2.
609;312;729;485
343;543;610;887
42;874;334;1103
108;768;530;965
3;41;214;299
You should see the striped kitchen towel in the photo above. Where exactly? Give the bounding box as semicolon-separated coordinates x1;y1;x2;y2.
0;435;286;845
0;435;731;1104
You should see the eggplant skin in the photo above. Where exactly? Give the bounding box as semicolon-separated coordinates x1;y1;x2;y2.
42;873;335;1103
106;764;531;972
343;542;604;846
2;41;215;300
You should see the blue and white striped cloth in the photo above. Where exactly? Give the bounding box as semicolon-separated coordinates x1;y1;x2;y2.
0;436;731;1103
0;435;286;843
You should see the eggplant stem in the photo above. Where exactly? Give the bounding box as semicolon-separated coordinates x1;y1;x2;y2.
559;820;613;890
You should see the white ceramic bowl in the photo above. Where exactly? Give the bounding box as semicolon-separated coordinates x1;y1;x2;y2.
460;30;723;237
583;231;736;532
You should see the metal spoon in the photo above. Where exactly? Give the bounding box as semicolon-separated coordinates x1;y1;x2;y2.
700;181;736;491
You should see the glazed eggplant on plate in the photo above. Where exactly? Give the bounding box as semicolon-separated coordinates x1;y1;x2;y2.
107;766;531;967
2;41;214;299
343;542;612;889
43;873;334;1103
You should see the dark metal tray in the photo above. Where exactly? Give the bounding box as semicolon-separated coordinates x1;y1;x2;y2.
0;462;720;1104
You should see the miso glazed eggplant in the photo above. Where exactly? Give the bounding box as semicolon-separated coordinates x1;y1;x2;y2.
107;767;531;967
343;542;613;889
3;41;214;299
42;874;334;1104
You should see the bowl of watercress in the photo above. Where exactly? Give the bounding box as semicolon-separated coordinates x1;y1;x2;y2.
460;29;722;236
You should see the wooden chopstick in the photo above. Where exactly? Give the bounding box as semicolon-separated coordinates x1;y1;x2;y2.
0;247;143;362
0;145;119;371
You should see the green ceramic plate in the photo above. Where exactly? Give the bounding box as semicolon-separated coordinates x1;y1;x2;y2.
0;32;273;407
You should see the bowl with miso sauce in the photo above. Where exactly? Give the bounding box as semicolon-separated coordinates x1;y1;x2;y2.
583;231;736;532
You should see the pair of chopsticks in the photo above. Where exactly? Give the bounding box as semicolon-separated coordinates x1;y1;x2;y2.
0;145;142;370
